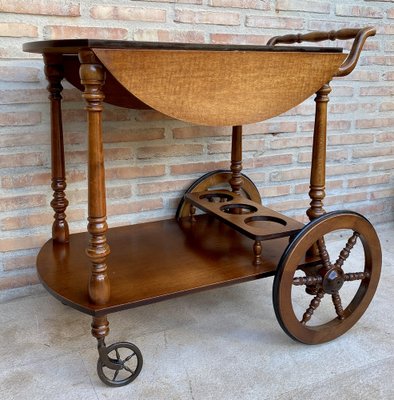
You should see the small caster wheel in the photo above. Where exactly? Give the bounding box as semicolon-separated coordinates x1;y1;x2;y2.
97;342;143;387
176;169;261;220
273;210;381;345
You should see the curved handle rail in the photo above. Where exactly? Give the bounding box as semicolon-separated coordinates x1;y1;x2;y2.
267;27;376;77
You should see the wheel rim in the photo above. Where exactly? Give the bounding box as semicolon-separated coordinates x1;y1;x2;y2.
273;211;381;344
176;170;261;220
97;342;143;387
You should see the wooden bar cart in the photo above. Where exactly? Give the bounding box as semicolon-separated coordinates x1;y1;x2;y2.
23;27;381;387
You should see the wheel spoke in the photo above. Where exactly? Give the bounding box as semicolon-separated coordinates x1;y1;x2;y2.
344;271;370;281
123;365;134;375
293;275;322;286
317;238;332;269
331;291;345;320
300;289;324;324
124;352;136;363
335;232;359;269
115;348;120;361
113;369;119;381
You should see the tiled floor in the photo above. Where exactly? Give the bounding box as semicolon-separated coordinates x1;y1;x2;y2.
0;222;393;400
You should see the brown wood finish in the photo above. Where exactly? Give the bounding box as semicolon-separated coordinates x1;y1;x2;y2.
176;170;262;220
307;84;331;223
273;211;381;344
93;49;346;126
185;190;303;241
79;49;111;305
267;26;376;77
43;54;69;244
36;215;288;316
230;125;243;194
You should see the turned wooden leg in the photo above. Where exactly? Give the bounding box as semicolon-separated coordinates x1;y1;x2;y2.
306;83;331;256
79;50;110;305
230;125;243;194
307;83;331;222
253;240;262;266
44;54;69;243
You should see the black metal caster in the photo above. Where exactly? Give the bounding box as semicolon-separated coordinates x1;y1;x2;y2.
97;340;143;387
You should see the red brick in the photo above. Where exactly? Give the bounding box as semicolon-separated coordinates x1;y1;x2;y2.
380;102;394;112
389;8;394;19
270;168;310;182
0;112;40;126
329;86;354;97
3;254;36;271
175;10;240;26
336;5;383;18
106;164;165;180
0;0;80;16
348;174;390;188
352;147;393;159
325;192;368;206
0;273;39;290
328;134;374;146
62;108;132;122
0;152;45;168
377;132;394;143
270;136;312;150
210;33;269;45
0;234;48;252
1;170;85;189
107;185;132;200
276;0;330;14
0;23;38;38
103;128;165;143
171;160;229;175
66;147;133;164
300;120;351;133
137;144;203;159
0;194;46;212
0;66;40;83
345;71;380;81
327;164;368;176
383;71;394;81
372;160;394;171
308;21;347;31
361;56;394;66
254;154;293;168
328;103;358;114
371;188;394;200
133;29;204;43
91;6;166;22
269;198;309;212
107;199;163;216
173;126;231;139
298;149;348;163
0;89;48;104
245;15;303;29
259;185;291;198
44;26;128;40
1;209;84;231
209;0;269;9
360;86;394;96
138;179;193;195
283;104;315;117
244;121;297;135
356;117;394;129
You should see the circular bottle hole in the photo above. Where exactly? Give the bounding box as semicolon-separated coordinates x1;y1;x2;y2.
244;215;287;228
220;203;258;215
199;192;234;203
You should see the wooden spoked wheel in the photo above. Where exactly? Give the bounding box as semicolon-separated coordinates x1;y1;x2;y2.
176;169;261;220
273;211;381;345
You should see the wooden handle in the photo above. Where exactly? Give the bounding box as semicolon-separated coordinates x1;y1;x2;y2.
267;27;376;77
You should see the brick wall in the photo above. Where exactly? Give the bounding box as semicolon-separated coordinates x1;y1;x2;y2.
0;0;393;299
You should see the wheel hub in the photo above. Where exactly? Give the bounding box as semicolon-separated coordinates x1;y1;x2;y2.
322;267;344;294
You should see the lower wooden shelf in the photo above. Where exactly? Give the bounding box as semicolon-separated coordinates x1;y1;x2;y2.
37;214;294;317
